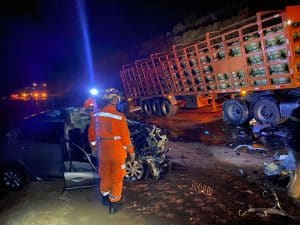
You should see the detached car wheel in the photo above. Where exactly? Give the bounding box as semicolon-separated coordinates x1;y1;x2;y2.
0;167;26;191
125;160;144;181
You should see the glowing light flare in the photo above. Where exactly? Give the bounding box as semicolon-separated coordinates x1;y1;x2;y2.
241;90;247;96
76;0;95;84
89;88;98;96
10;94;18;98
287;19;292;25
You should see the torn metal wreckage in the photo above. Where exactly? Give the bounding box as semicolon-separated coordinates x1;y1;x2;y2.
66;107;171;181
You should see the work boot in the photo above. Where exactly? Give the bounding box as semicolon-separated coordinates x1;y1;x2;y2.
101;195;110;206
109;201;122;214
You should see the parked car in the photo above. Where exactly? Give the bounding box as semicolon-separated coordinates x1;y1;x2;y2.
0;108;170;191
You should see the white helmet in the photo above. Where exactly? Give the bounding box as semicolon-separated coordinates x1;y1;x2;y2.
102;88;120;100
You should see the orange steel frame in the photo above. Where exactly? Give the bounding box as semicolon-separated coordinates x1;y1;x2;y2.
121;6;300;103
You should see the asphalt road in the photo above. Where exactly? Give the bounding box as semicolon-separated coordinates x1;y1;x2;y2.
0;101;299;225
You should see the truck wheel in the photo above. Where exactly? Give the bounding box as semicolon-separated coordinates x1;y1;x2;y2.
0;167;26;191
151;99;162;115
160;99;171;116
160;99;177;116
223;99;250;126
253;99;280;125
141;100;152;115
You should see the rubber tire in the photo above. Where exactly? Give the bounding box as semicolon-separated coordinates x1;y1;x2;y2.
160;99;178;117
0;167;26;191
151;99;162;116
160;100;171;116
223;99;250;126
141;100;152;116
124;160;145;182
253;99;280;125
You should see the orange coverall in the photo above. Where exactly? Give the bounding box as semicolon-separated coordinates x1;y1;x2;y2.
88;104;134;202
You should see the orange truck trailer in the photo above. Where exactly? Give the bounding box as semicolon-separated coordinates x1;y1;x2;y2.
120;5;300;126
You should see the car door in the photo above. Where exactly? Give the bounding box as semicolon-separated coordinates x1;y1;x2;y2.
17;119;65;179
63;128;100;190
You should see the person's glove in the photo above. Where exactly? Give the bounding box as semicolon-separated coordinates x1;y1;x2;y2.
128;152;135;162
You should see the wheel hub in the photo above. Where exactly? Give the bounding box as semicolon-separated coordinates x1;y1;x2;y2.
125;161;144;180
230;105;242;119
261;106;273;119
2;171;21;188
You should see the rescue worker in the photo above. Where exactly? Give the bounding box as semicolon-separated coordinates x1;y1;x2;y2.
88;88;135;214
84;97;97;112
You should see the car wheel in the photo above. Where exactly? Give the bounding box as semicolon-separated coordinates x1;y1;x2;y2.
253;99;280;125
223;99;250;126
125;160;144;181
0;167;26;191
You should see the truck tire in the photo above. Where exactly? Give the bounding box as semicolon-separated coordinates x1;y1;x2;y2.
141;100;152;116
151;99;162;115
160;99;177;116
223;99;250;126
253;99;280;125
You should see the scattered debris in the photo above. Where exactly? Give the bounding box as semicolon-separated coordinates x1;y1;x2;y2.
264;150;296;177
238;130;247;138
233;144;268;153
191;181;213;196
241;190;255;195
239;188;295;219
251;124;270;135
264;162;282;176
238;169;244;175
279;151;297;171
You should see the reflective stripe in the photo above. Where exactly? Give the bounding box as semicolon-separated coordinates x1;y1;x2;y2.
101;191;110;196
97;136;121;141
94;112;122;120
123;144;133;150
90;141;97;146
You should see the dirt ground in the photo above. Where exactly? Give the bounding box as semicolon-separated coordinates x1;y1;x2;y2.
0;108;300;225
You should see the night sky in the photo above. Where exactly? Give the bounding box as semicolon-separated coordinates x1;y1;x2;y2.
1;0;299;96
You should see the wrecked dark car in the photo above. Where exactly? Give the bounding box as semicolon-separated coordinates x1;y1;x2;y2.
0;108;170;191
